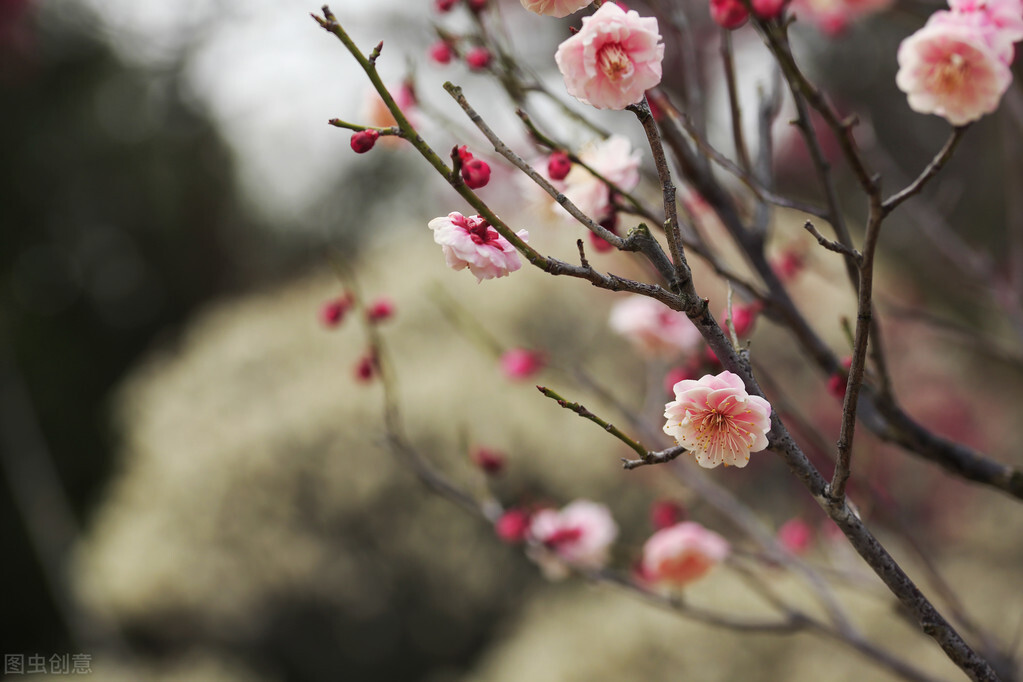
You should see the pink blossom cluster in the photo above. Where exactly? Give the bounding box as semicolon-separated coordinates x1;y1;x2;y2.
428;212;527;281
609;294;703;358
896;0;1023;125
663;370;773;469
640;521;730;588
555;2;665;110
527;499;618;578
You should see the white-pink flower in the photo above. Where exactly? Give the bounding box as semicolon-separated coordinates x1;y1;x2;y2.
663;370;772;469
520;0;592;18
948;0;1023;55
610;295;703;358
553;135;641;222
528;499;618;578
641;521;730;587
428;212;528;282
554;3;665;110
896;16;1013;125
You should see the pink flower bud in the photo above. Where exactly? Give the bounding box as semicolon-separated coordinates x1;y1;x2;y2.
429;40;453;64
354;352;378;383
320;294;355;327
350;129;380;154
710;0;749;28
752;0;786;19
588;213;619;253
465;46;492;71
456;144;474;163
772;249;805;282
461;157;491;189
496;508;531;543
723;301;761;338
547;151;572;180
366;297;395;322
500;348;545;380
777;518;813;554
650;500;687;530
471;447;506;474
435;0;458;12
663;365;695;395
827;357;852;400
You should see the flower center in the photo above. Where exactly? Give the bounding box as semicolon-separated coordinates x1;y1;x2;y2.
456;214;500;246
931;52;969;94
597;43;634;82
545;526;583;548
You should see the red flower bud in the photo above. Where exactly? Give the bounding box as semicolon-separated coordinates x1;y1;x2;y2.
547;151;572;180
366;297;395;322
710;0;749;29
650;500;687;530
752;0;786;19
827;357;852;399
461;157;491;189
500;348;545;379
496;508;531;544
471;447;506;474
354;352;378;383
465;46;492;71
320;294;355;327
429;40;453;64
435;0;458;12
350;129;380;154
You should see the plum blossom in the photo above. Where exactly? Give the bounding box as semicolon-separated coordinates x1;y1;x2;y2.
528;500;618;579
428;212;527;281
789;0;893;35
520;0;592;17
641;522;730;588
663;370;772;468
610;295;703;358
552;135;641;222
555;3;665;110
896;13;1013;124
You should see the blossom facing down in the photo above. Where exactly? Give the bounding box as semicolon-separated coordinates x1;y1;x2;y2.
428;212;527;282
896;16;1012;124
610;295;703;357
553;135;641;222
641;521;730;587
520;0;592;17
663;370;772;468
528;500;618;579
555;3;665;110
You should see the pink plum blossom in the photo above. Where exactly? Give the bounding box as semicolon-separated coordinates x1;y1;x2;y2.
610;295;703;358
663;370;772;468
528;499;618;578
789;0;893;35
947;0;1023;57
641;521;730;587
554;2;665;110
777;518;814;554
428;212;527;282
520;0;592;17
552;135;641;222
500;348;545;379
896;15;1012;125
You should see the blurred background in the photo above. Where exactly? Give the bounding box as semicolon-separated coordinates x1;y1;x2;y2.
2;0;1023;680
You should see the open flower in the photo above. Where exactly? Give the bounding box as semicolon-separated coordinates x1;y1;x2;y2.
555;3;665;110
663;370;772;468
428;212;527;281
896;16;1012;125
520;0;592;17
641;521;730;587
528;500;618;579
610;295;703;357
